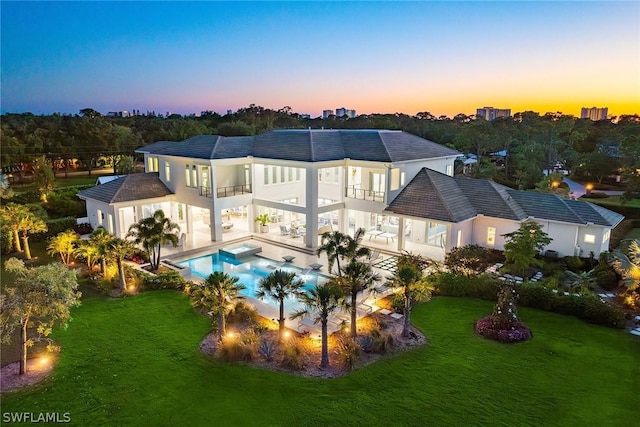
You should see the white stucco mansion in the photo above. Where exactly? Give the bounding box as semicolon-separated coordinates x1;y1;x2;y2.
78;129;623;260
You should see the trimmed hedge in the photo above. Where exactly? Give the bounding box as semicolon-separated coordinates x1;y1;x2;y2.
137;270;190;291
431;273;626;329
31;217;78;242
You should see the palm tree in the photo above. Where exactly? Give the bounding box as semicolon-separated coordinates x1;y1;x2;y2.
317;228;370;277
317;230;347;276
385;253;434;338
108;237;136;292
256;269;305;341
291;280;343;368
340;259;380;338
186;272;245;339
127;210;180;271
610;239;640;294
89;227;114;274
74;238;101;271
47;230;79;266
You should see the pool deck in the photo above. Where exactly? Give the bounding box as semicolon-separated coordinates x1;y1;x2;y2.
161;237;393;336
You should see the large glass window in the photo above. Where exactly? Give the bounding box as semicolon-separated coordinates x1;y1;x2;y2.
370;172;385;193
487;227;496;246
191;165;197;188
201;166;210;190
165;161;171;182
426;222;447;247
185;165;191;187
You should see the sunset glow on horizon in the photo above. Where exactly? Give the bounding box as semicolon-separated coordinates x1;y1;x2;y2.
1;1;638;118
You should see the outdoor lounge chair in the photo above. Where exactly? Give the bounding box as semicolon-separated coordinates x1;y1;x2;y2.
290;227;305;238
280;224;291;235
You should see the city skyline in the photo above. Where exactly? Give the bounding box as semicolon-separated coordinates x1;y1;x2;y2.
1;1;638;118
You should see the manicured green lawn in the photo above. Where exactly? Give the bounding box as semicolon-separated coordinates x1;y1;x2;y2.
2;293;638;426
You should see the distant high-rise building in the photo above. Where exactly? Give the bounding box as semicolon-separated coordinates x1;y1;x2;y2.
334;107;356;118
580;107;608;121
322;109;334;119
476;107;511;121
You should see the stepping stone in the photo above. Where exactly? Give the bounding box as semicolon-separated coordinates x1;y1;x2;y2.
630;329;640;336
379;309;392;315
282;255;295;263
634;316;640;322
390;313;403;320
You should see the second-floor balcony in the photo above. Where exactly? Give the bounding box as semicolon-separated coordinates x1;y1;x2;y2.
345;186;385;202
217;184;252;198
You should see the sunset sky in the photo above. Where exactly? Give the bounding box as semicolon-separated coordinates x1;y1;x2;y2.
2;1;639;118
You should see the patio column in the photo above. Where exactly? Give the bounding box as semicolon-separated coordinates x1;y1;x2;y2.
210;208;220;242
397;217;406;252
305;166;319;250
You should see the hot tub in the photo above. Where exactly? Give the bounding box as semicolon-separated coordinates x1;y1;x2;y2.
219;243;262;259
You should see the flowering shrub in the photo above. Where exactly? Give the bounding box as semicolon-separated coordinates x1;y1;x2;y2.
475;285;533;344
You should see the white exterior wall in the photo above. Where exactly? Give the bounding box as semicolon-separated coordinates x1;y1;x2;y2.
470;216;519;250
84;199;114;231
449;219;474;249
576;225;607;257
253;163;307;206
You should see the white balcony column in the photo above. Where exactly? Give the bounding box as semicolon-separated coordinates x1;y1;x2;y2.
340;208;349;234
305;166;319;249
210;164;218;200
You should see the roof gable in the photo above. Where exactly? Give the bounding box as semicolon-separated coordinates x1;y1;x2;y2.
385;169;476;222
386;168;624;228
77;173;173;204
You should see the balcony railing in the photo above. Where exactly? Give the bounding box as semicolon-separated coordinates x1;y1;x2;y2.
216;184;252;198
199;186;212;198
345;186;385;202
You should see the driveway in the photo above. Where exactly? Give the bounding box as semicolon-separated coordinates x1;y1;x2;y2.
562;177;624;199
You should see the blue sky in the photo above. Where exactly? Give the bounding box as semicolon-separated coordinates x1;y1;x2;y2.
2;1;639;117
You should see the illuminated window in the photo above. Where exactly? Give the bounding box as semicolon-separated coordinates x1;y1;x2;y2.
185;165;191;187
400;172;406;186
487;227;496;246
153;157;159;172
147;157;153;171
164;161;170;182
191;165;197;188
602;230;610;243
446;165;453;176
584;234;595;244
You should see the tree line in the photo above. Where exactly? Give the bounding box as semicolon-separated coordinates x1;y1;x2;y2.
2;106;638;197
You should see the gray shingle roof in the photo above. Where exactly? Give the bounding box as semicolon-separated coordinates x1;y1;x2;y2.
136;130;460;162
385;168;624;227
77;173;173;204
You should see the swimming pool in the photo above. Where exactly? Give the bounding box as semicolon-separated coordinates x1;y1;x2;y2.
178;252;329;312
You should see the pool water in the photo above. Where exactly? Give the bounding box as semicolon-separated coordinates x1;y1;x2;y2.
178;253;329;312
